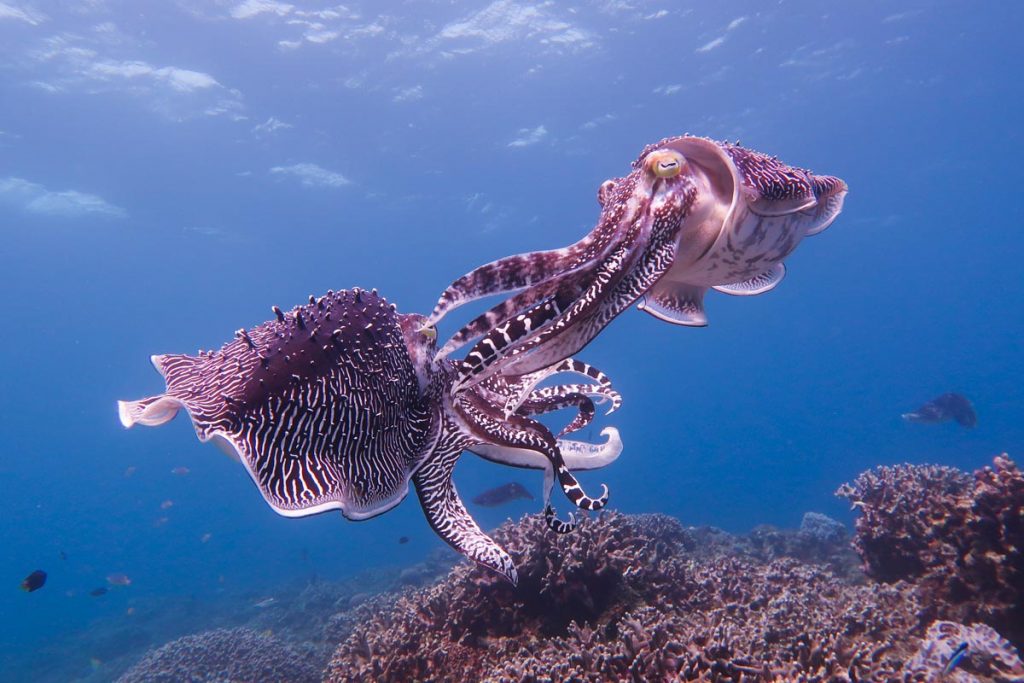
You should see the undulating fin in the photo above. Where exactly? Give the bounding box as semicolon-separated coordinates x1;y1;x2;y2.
637;283;708;326
804;175;849;236
117;395;183;428
712;262;786;296
413;449;517;584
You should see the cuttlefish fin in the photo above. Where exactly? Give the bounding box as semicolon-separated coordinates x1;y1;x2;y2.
413;451;518;585
117;395;183;428
804;175;848;236
637;283;708;327
712;262;786;297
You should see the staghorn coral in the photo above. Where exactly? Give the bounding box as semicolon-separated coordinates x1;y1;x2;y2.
326;511;923;682
903;620;1024;683
116;627;320;683
838;454;1024;646
835;462;972;583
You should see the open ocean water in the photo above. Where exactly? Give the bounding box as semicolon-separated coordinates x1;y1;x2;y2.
1;1;1022;681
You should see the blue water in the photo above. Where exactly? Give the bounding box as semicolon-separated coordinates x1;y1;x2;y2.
2;1;1022;678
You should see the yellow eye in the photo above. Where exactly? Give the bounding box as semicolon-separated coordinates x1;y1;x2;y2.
419;325;437;340
647;150;685;179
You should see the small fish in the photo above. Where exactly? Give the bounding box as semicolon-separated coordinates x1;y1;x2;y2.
125;607;135;616
153;516;169;528
200;532;213;543
253;597;276;608
90;587;108;597
59;550;68;561
171;466;190;476
398;536;409;544
160;500;174;510
943;641;969;675
471;482;534;508
20;570;47;592
902;393;977;428
106;573;131;587
123;466;136;478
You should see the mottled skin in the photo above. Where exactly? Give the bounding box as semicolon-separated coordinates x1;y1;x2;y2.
119;289;621;584
426;135;847;391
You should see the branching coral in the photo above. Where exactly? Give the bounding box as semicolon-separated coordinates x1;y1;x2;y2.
116;627;320;683
838;454;1024;646
325;512;922;682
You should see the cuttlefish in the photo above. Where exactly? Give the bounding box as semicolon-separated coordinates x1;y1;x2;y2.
423;135;847;392
118;289;622;584
902;393;977;428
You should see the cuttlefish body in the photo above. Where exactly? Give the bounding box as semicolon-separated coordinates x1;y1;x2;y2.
118;289;622;584
425;135;847;391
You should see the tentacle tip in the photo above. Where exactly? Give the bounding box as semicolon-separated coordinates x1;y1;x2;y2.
507;567;519;586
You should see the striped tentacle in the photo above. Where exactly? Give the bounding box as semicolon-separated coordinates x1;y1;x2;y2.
518;389;596;438
454;235;642;393
499;184;694;379
455;389;609;514
549;359;621;414
435;276;564;361
426;242;598;330
413;426;518;584
453;281;587;393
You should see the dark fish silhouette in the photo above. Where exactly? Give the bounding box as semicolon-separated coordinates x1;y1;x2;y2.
902;393;977;428
471;482;534;508
89;587;108;597
20;570;46;592
398;536;409;545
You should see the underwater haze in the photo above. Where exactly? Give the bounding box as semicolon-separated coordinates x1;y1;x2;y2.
1;1;1022;680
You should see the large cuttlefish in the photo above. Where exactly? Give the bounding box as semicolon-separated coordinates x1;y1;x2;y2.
424;135;847;392
119;289;621;584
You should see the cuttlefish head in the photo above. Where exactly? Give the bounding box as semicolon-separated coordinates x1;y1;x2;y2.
399;313;439;395
591;142;700;248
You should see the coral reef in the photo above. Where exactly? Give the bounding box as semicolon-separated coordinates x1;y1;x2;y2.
116;627;320;683
325;512;923;682
904;620;1024;682
838;454;1024;646
682;511;861;582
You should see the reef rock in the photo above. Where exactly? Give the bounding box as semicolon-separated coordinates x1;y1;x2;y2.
838;454;1024;646
325;512;922;682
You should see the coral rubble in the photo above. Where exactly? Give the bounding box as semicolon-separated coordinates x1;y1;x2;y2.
325;512;921;682
838;454;1024;646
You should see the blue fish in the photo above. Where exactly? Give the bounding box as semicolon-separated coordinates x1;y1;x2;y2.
943;641;968;675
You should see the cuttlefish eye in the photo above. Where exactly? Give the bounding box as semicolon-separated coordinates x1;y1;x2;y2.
418;324;437;340
646;150;685;178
